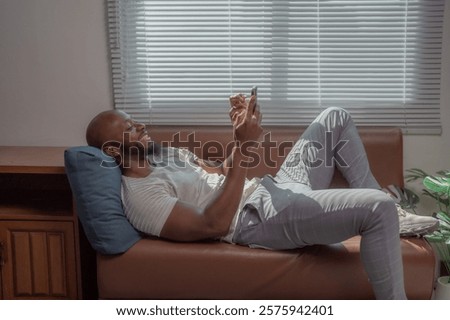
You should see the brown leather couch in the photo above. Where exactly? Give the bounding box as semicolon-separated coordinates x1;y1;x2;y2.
96;126;436;299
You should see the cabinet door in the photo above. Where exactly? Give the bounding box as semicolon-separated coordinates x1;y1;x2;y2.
0;221;78;299
0;241;3;299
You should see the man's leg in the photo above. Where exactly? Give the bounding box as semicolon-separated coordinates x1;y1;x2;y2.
276;107;380;189
234;187;407;299
235;107;406;299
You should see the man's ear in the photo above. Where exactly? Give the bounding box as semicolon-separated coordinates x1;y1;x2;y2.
102;145;121;158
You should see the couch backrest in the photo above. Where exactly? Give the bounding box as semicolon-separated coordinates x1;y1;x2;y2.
150;125;403;188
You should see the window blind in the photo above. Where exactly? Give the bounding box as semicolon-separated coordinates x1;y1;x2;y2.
107;0;444;134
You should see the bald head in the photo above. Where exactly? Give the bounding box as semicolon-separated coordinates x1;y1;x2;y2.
86;110;129;148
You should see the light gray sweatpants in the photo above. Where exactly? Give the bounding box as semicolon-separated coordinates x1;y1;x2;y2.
233;107;406;300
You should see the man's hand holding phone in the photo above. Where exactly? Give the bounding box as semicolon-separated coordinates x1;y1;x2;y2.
229;87;262;148
229;86;261;125
250;86;260;113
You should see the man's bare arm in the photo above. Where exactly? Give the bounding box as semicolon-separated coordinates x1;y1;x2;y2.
160;145;251;241
197;93;258;176
160;96;262;242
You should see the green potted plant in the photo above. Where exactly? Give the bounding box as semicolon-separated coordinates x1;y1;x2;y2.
405;169;450;299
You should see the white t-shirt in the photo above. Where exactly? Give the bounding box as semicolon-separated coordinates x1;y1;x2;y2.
121;147;260;242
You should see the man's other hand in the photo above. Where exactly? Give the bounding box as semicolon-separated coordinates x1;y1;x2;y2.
232;95;263;148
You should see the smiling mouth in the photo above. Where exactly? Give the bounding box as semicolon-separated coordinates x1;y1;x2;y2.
139;131;152;142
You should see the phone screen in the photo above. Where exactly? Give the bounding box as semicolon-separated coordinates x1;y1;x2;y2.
251;86;258;111
251;86;257;101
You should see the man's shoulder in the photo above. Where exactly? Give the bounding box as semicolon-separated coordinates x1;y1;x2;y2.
122;174;176;200
152;146;197;165
122;173;167;189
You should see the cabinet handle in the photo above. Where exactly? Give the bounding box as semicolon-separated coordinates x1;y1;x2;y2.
0;241;5;266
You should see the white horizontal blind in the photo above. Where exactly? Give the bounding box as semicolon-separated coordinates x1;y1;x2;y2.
107;0;444;134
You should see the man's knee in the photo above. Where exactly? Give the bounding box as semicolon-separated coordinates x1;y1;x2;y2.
318;107;353;131
322;106;350;118
371;191;399;226
325;106;347;112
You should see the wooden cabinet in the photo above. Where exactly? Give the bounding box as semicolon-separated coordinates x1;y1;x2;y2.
0;147;82;299
0;221;78;299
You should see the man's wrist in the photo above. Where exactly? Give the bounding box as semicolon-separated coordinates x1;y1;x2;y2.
232;143;258;169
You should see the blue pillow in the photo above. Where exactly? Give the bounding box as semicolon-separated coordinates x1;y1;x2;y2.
64;146;141;255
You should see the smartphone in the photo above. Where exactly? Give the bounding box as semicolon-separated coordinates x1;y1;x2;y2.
251;86;257;101
250;86;258;111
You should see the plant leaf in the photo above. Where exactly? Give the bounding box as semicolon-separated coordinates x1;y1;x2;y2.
422;189;441;202
436;170;450;178
439;219;450;231
423;176;450;194
382;185;419;210
436;211;450;225
405;168;430;182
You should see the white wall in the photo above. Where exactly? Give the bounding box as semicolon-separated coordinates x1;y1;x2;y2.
0;0;449;212
0;0;112;146
403;1;450;213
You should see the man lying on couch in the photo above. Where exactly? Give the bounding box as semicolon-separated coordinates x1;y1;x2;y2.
85;93;437;300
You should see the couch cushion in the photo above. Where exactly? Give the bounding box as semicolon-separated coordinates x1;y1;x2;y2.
97;236;435;299
64;146;141;255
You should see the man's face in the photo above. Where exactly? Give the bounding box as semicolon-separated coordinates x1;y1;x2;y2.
105;111;155;157
122;117;152;152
